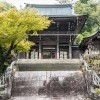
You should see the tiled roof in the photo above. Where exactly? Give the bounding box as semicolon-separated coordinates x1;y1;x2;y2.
25;4;73;16
79;30;100;50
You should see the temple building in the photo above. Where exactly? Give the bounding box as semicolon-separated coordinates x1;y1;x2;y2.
79;30;100;55
19;4;88;59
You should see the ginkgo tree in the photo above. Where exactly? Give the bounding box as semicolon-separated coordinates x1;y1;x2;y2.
0;8;51;73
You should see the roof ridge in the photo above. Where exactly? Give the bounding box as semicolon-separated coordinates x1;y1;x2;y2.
25;3;72;8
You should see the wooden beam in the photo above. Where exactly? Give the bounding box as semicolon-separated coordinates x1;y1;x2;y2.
38;34;77;36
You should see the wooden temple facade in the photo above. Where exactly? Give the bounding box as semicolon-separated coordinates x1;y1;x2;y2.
79;30;100;54
19;4;88;59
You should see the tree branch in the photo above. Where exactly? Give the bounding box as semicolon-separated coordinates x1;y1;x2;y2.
6;40;15;58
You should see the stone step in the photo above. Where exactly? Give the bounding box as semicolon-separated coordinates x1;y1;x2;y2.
18;64;81;71
11;86;37;96
13;80;36;87
17;59;81;64
17;59;81;71
18;64;80;71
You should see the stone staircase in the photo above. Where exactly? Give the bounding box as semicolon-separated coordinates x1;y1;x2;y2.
9;59;91;100
10;71;91;100
0;59;93;100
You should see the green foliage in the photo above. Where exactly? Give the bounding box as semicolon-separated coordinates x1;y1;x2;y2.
96;88;100;94
74;34;83;44
80;0;89;4
55;0;70;4
89;57;100;73
0;8;50;52
0;1;13;12
74;1;100;44
84;52;100;73
0;8;51;73
0;46;8;72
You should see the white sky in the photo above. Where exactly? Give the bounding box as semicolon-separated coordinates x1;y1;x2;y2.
1;0;78;9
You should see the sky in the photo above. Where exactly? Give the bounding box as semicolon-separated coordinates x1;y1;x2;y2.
1;0;59;9
0;0;77;9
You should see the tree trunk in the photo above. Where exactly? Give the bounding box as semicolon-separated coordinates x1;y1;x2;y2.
0;41;15;74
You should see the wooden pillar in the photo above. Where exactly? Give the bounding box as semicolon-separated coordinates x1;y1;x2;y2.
69;35;72;59
76;16;79;34
57;35;59;59
39;36;42;59
26;52;29;59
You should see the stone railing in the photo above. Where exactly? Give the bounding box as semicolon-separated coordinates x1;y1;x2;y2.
80;54;100;99
0;60;18;99
0;73;6;90
81;52;100;87
92;71;100;87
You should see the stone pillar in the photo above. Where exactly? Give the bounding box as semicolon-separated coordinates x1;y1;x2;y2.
39;36;42;59
57;35;59;59
69;35;72;59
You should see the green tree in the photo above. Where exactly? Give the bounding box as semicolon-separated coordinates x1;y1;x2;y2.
80;0;89;3
0;8;51;73
74;0;100;44
56;0;70;4
0;1;13;12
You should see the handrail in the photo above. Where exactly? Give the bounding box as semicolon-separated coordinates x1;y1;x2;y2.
80;54;100;87
0;73;5;89
0;60;19;98
92;71;100;87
